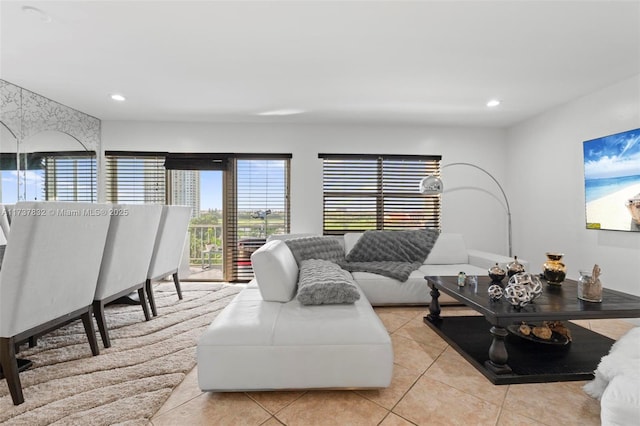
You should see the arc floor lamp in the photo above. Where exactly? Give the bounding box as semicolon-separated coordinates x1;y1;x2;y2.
419;162;513;257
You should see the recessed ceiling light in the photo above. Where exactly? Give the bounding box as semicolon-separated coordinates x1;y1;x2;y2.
486;99;501;108
257;109;305;116
21;5;52;23
110;94;126;102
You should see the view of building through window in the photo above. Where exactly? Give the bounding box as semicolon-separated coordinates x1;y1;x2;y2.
184;170;224;281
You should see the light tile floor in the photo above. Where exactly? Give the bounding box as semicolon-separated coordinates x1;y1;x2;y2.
150;306;634;426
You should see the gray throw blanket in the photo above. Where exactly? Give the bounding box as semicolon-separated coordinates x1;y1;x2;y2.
339;260;423;282
340;229;440;281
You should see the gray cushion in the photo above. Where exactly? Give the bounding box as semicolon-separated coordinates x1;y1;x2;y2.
297;259;361;305
284;236;345;266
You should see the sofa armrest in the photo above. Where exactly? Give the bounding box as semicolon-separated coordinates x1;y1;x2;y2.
251;240;299;302
467;249;530;271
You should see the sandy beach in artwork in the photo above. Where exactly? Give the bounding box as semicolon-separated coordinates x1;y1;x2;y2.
586;183;640;231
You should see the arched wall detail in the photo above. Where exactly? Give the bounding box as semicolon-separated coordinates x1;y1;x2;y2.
0;79;100;152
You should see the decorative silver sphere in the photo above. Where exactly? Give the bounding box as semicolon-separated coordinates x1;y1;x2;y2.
488;284;503;301
503;283;531;308
525;275;543;301
508;272;543;302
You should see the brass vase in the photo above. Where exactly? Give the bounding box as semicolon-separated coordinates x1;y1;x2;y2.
543;252;567;284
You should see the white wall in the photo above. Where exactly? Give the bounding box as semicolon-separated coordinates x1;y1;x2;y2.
507;74;640;295
102;122;510;254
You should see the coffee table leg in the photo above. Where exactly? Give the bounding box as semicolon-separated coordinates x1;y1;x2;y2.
426;282;441;322
484;326;512;374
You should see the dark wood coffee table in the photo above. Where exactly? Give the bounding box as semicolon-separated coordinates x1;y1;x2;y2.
424;275;640;384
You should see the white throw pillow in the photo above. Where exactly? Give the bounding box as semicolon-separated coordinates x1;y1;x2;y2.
250;240;299;302
423;233;469;264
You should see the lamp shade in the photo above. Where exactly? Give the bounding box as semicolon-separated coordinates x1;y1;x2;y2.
419;175;443;195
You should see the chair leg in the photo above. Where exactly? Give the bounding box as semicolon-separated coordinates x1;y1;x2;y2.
146;279;158;317
28;336;37;348
92;300;110;349
81;309;100;356
0;337;24;405
138;286;151;321
173;272;183;300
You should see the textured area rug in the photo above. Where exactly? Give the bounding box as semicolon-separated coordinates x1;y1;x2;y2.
0;282;242;425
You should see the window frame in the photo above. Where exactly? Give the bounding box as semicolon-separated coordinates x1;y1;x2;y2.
319;153;442;235
225;155;291;282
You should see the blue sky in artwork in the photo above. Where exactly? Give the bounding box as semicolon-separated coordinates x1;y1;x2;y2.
584;128;640;180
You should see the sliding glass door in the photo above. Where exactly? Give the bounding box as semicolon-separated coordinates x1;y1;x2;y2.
105;152;290;282
232;158;289;281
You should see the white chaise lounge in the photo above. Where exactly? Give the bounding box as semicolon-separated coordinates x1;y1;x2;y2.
198;281;393;391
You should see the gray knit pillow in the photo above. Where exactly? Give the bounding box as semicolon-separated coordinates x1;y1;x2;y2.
297;259;360;305
284;236;345;266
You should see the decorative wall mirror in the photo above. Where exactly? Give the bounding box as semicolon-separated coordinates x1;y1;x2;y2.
0;123;18;203
0;80;101;203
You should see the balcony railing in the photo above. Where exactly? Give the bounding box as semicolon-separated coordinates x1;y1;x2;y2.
188;224;223;270
187;220;288;280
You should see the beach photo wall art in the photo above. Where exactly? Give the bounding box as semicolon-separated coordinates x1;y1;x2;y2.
584;127;640;232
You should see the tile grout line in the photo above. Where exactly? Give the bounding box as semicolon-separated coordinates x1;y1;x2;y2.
252;390;309;422
384;343;448;421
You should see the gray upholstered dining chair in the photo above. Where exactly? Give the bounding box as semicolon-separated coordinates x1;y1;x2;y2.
0;205;8;268
0;205;10;241
93;204;163;348
0;201;110;405
146;205;192;316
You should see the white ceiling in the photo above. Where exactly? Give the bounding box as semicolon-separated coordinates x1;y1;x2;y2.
1;0;639;127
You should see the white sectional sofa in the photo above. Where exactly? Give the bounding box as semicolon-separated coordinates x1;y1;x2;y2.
197;232;527;392
341;232;522;305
